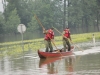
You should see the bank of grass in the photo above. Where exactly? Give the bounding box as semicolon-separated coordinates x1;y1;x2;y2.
55;32;100;44
0;32;100;56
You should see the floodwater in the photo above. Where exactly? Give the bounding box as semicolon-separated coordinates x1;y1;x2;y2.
0;42;100;75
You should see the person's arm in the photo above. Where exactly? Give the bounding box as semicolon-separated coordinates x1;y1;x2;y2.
62;31;67;38
43;29;48;34
68;29;72;41
51;30;54;39
69;35;71;41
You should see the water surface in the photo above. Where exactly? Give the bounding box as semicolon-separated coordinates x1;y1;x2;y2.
0;42;100;75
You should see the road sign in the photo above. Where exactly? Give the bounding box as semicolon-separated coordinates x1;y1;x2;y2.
17;24;26;33
17;24;26;52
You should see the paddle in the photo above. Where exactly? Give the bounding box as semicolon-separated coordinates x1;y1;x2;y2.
52;26;83;52
34;14;59;51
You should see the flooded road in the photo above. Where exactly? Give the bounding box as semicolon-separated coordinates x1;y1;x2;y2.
0;42;100;75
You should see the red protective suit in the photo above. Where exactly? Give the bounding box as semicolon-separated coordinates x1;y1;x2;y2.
44;29;54;40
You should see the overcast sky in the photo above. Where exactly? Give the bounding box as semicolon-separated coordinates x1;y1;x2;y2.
0;0;4;12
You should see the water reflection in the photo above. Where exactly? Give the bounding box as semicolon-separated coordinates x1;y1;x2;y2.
47;63;56;74
39;57;60;74
65;56;76;75
0;55;11;75
0;53;39;75
39;56;76;75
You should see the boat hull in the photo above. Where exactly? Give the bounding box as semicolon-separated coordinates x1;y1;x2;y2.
38;46;74;58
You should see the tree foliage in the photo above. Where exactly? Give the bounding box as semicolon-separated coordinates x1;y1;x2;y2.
0;12;5;34
0;0;100;35
5;8;20;33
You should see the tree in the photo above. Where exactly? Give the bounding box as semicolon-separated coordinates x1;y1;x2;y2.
0;12;5;34
4;0;32;26
27;15;39;32
95;0;100;31
66;0;98;33
28;0;63;31
5;8;20;33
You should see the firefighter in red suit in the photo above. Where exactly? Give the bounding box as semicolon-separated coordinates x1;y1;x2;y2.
43;28;54;52
62;27;71;51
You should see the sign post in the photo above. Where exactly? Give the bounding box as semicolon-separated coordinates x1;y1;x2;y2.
92;34;95;47
17;24;26;52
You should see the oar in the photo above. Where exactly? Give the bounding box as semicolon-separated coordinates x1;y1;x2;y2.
53;26;83;52
34;14;59;51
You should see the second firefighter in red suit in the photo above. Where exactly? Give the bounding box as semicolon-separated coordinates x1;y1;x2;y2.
62;27;71;51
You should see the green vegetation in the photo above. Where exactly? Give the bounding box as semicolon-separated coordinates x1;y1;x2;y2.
0;32;100;57
0;0;100;36
0;0;100;58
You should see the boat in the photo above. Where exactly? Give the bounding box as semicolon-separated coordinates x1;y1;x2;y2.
38;46;75;58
